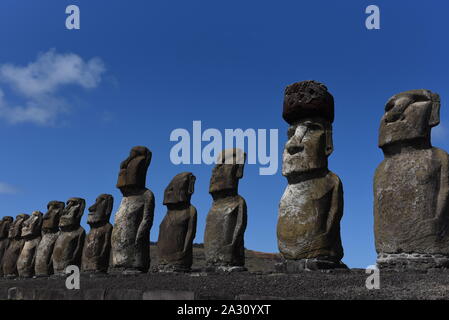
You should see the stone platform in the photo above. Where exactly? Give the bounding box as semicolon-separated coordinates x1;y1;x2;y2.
2;269;449;300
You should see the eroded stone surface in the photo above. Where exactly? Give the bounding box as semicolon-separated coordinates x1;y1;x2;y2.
157;172;197;272
374;89;449;269
0;216;13;277
17;211;43;278
52;198;86;275
82;194;113;274
2;214;29;278
111;146;154;273
277;80;345;268
35;201;65;277
204;149;247;270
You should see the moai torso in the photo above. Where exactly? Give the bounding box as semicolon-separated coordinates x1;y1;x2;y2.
35;201;64;277
52;198;86;275
278;171;343;260
17;211;43;278
204;195;247;267
111;146;154;273
82;194;114;273
204;149;248;269
3;214;29;277
157;172;197;271
276;81;345;268
374;90;449;264
0;216;13;276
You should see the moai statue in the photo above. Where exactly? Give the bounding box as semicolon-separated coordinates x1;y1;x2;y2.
157;172;197;272
82;194;114;274
111;146;155;274
0;216;13;276
35;201;65;277
17;211;43;278
374;89;449;270
204;148;248;272
2;214;29;278
276;80;346;272
52;198;86;276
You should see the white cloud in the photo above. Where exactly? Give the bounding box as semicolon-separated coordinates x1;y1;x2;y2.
0;49;105;125
0;182;18;194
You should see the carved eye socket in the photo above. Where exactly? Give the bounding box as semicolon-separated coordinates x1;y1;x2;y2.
287;126;296;139
385;101;394;112
306;123;322;132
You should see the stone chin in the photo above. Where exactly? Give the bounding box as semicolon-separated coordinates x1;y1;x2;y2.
282;154;327;177
378;116;430;149
87;214;105;225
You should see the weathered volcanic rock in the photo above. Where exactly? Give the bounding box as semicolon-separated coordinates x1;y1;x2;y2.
17;211;43;278
2;214;29;278
111;146;155;273
0;216;13;277
157;172;197;272
52;198;86;276
82;194;113;274
35;201;64;277
204;149;248;271
374;89;449;270
277;80;345;270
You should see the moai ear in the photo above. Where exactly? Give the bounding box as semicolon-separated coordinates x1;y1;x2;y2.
235;151;247;179
105;195;114;218
188;174;196;195
429;92;441;128
77;199;86;220
325;123;334;156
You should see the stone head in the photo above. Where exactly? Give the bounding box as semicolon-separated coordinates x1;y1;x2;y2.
282;118;333;177
0;216;13;239
379;89;440;149
281;80;334;178
59;198;85;229
87;194;113;226
163;172;196;206
43;201;65;231
116;146;152;193
209;148;246;196
21;211;43;239
8;214;30;239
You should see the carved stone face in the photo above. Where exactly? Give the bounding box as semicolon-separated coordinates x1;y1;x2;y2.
0;216;13;239
43;201;65;231
163;172;196;205
21;211;43;238
87;194;113;225
282;118;332;177
59;198;85;228
379;89;440;149
209;149;246;195
116;146;152;192
8;214;29;239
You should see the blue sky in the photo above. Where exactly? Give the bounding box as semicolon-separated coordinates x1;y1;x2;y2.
0;0;448;268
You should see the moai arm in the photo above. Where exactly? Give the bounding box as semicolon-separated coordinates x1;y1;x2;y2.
230;198;247;249
100;225;113;262
326;175;344;235
182;206;197;255
136;191;155;245
73;231;86;265
435;150;449;223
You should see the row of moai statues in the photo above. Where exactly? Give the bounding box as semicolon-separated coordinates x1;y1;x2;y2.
276;80;449;271
0;146;248;277
0;80;446;276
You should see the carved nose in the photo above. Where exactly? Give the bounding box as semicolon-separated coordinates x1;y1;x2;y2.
287;144;304;155
385;111;403;123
